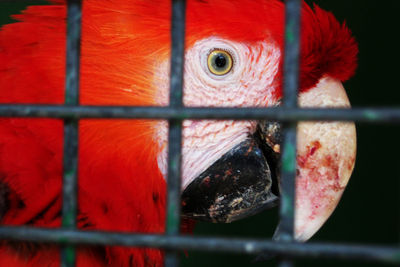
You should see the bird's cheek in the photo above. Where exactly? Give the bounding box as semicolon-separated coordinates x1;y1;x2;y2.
294;77;357;241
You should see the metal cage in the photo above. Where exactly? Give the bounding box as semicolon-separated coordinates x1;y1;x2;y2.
0;0;399;267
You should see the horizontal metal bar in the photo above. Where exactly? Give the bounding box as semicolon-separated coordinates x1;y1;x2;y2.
0;105;399;122
0;226;398;264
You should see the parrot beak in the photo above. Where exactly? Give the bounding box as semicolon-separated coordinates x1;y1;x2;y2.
181;122;282;223
294;77;356;241
181;77;356;243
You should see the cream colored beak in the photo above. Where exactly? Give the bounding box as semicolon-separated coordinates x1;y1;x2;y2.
295;76;357;241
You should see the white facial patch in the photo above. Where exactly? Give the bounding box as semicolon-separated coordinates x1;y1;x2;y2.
153;37;281;189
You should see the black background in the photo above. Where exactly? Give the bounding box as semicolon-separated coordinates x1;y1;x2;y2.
1;1;399;266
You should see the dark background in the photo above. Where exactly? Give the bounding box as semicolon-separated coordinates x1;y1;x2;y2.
1;1;399;266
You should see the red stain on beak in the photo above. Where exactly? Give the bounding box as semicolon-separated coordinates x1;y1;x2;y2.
309;141;321;156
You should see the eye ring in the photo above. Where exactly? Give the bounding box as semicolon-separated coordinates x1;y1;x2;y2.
207;49;233;76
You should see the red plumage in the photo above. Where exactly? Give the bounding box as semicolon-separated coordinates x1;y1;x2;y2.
0;0;357;266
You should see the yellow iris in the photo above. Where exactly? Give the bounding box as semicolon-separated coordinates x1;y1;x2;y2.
207;49;233;76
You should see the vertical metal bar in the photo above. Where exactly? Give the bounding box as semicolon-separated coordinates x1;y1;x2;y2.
277;0;301;266
165;0;186;267
62;0;82;267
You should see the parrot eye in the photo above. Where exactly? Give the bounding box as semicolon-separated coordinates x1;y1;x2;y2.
207;49;233;76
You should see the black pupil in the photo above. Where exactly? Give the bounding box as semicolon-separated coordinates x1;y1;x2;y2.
215;54;227;68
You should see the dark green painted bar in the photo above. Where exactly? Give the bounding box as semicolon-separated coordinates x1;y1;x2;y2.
276;0;302;266
165;0;186;267
0;105;400;123
0;226;398;265
62;0;82;266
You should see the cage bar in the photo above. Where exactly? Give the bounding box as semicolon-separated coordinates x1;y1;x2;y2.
165;0;186;266
61;0;82;266
276;0;302;266
1;105;400;122
0;226;398;265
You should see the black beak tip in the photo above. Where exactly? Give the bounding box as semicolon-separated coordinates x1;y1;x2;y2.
181;138;279;223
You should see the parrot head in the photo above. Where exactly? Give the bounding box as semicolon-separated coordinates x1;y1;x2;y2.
150;0;357;241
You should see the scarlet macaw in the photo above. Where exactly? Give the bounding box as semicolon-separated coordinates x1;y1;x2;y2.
0;0;357;266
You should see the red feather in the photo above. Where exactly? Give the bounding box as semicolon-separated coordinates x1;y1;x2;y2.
0;1;357;266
